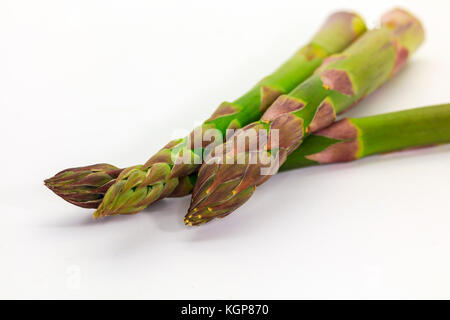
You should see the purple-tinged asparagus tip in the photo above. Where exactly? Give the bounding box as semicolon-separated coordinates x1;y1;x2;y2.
44;163;122;209
184;173;256;226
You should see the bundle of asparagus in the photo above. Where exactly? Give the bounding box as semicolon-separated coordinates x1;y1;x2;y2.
45;104;450;213
45;8;449;228
46;11;367;212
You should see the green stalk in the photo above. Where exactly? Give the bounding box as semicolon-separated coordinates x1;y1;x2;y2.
187;8;425;225
281;104;450;170
212;11;367;133
82;12;366;217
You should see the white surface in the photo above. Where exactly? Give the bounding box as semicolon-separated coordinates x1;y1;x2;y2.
1;0;450;299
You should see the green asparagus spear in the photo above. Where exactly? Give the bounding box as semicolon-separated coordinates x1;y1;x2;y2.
281;104;450;170
186;8;425;226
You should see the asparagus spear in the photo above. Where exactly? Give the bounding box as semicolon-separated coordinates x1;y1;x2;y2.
45;103;450;211
186;8;425;226
45;12;366;215
281;104;450;170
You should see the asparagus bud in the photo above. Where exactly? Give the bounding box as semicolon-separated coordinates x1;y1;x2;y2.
44;164;122;208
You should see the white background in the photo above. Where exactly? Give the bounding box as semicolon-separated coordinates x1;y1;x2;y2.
1;0;449;299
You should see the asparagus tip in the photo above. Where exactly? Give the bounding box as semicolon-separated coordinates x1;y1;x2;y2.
44;163;120;209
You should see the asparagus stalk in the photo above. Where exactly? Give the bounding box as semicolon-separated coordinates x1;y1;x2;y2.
45;103;450;210
281;104;450;170
186;8;425;226
45;12;366;215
